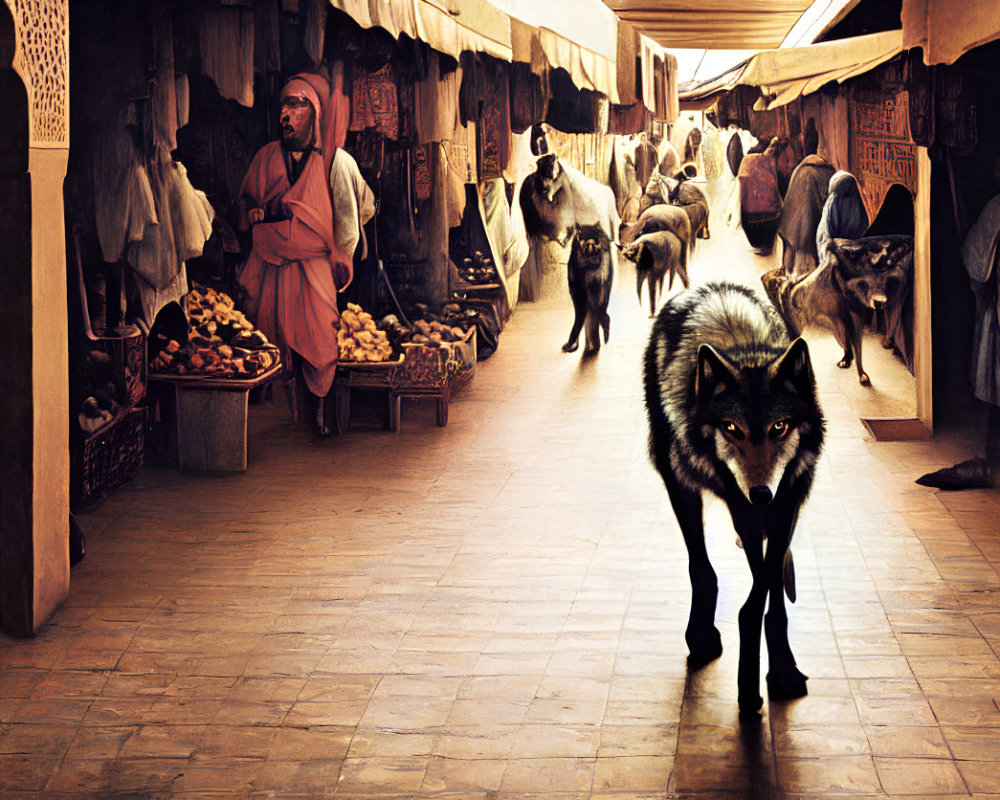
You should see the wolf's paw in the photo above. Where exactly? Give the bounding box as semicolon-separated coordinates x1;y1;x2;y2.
837;357;852;369
562;341;579;353
739;690;764;716
767;663;808;701
686;627;723;668
859;372;871;386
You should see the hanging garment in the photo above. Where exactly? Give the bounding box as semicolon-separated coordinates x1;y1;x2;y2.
330;147;376;260
509;61;547;135
93;132;158;266
473;57;511;180
168;159;215;262
350;63;400;139
253;0;281;75
633;137;657;188
153;11;178;151
127;150;195;325
198;5;255;108
961;194;1000;406
414;51;461;144
175;73;190;130
609;102;651;136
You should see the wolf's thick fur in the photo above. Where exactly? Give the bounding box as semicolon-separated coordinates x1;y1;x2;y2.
784;234;913;386
564;223;613;354
620;230;688;317
644;282;825;713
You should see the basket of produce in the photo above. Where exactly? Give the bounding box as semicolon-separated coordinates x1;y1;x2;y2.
378;311;474;389
334;303;404;388
148;286;281;382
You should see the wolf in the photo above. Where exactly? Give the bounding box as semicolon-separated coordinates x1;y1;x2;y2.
783;234;913;386
623;203;692;253
644;282;825;714
564;223;613;354
520;153;620;254
619;229;688;317
669;179;711;241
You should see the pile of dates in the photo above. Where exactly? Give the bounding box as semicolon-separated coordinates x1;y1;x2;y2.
457;250;498;285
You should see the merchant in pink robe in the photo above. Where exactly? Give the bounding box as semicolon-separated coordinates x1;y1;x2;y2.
237;71;352;432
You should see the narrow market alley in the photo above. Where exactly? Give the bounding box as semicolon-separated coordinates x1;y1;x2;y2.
2;183;999;798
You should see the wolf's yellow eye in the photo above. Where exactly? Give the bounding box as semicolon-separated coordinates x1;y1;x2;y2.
722;421;745;440
771;420;790;439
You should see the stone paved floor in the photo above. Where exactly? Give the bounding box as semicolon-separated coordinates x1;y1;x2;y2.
2;206;999;799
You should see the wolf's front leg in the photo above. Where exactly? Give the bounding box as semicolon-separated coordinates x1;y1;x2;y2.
563;297;585;352
737;530;767;714
662;473;721;667
763;521;807;701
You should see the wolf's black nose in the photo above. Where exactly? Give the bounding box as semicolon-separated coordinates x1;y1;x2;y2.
749;486;773;505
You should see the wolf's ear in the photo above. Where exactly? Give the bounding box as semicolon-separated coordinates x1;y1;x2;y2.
695;344;738;403
771;337;816;400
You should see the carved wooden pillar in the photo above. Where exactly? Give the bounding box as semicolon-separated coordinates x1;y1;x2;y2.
0;0;70;636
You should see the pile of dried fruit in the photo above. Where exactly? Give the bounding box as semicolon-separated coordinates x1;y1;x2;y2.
337;303;394;362
149;287;279;378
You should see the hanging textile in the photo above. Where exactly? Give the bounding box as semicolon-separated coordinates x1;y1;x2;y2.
414;143;433;202
475;57;511;181
330;147;376;260
198;5;255;108
616;19;640;105
414;51;461;144
609;102;651;136
545;69;595;134
152;11;178;151
509;62;548;135
302;0;327;66
253;0;282;75
351;63;400;139
175;73;190;130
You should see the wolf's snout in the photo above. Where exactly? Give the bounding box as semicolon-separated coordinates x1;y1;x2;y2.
748;485;773;505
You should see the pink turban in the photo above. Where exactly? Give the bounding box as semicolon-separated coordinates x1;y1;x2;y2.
282;67;350;180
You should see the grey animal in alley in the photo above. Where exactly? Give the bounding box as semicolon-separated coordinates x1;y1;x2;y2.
644;281;825;714
781;235;913;386
619;229;688;317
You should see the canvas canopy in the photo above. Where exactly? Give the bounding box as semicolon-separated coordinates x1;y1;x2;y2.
327;0;514;62
902;0;1000;65
679;30;904;111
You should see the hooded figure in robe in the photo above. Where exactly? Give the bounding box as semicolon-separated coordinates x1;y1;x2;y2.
237;70;352;432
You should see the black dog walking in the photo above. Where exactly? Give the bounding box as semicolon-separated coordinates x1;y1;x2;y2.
644;282;825;713
563;223;613;355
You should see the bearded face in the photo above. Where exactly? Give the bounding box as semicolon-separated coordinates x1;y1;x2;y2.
280;93;316;152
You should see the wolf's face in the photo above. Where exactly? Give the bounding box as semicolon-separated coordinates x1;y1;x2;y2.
832;237;913;310
535;154;564;202
840;267;908;310
694;338;818;505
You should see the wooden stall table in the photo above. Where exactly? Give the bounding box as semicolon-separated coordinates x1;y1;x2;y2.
333;327;475;433
150;361;282;472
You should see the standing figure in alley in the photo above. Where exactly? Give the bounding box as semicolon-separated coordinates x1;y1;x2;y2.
237;71;352;434
737;137;782;255
563;223;613;355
